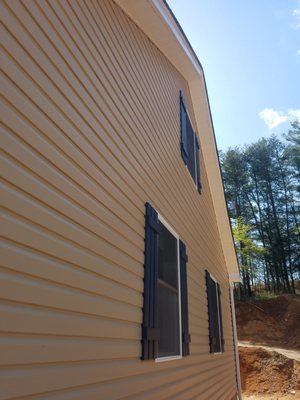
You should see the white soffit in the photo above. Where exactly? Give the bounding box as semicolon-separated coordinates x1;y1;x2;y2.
114;0;201;80
114;0;240;281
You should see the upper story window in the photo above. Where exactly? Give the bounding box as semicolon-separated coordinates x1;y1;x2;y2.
180;91;201;193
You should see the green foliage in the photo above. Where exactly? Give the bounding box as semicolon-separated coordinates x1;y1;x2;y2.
233;217;264;259
220;123;300;295
232;217;265;279
284;120;300;190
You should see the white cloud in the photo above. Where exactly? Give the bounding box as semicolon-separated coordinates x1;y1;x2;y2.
259;108;300;129
259;109;288;129
293;5;300;29
297;49;300;56
288;109;300;119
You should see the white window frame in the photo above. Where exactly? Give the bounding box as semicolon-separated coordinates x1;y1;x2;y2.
155;213;182;363
209;272;223;355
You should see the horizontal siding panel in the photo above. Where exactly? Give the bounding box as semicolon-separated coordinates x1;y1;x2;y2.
0;6;153;204
166;370;236;400
0;0;238;398
0;210;143;279
0;177;142;263
0;355;234;400
0;98;144;240
0;69;143;225
123;364;235;400
0;303;140;339
0;336;139;366
1;240;142;300
0;270;142;322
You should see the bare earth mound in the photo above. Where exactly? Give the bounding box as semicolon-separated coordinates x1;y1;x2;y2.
236;294;300;350
236;295;300;398
239;347;299;397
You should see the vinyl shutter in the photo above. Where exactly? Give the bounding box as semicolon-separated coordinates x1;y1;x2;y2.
179;240;190;356
205;270;216;353
195;135;201;193
180;91;188;164
141;203;160;360
217;283;225;352
186;117;196;183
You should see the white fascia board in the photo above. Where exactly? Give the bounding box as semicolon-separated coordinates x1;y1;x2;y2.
114;0;240;279
229;273;242;283
114;0;202;81
189;80;240;280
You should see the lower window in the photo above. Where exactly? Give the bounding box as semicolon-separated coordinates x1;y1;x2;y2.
141;203;190;361
205;270;224;353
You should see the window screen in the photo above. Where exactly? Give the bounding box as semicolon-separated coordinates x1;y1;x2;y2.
157;221;180;358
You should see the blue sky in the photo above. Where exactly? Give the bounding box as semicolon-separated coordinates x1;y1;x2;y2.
168;0;300;151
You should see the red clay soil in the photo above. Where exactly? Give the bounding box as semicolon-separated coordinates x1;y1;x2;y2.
243;394;299;399
239;347;299;396
235;294;300;350
236;295;300;398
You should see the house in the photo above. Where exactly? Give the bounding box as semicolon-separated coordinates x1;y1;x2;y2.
0;0;241;399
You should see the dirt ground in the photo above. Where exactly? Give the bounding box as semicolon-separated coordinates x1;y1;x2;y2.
236;294;300;350
243;395;299;399
239;346;299;397
239;342;300;362
236;295;300;399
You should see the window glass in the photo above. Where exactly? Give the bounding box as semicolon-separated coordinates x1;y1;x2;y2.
157;221;180;358
158;223;178;288
157;285;180;357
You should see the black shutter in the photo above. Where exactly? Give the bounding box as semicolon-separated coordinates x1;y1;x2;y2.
180;92;188;164
141;203;160;360
186;118;196;183
180;240;190;356
205;270;215;353
217;283;225;352
195;135;201;193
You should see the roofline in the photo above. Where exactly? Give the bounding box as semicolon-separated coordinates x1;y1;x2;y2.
202;72;241;282
162;0;204;72
162;1;240;281
114;0;240;281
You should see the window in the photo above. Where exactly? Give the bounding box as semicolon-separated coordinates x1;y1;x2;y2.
180;91;201;193
205;270;224;353
141;203;190;361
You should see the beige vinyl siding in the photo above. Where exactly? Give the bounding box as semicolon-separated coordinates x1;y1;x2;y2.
0;0;237;399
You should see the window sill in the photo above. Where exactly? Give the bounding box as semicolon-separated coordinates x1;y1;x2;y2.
155;355;182;363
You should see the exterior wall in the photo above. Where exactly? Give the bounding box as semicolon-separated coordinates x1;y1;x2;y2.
0;0;237;399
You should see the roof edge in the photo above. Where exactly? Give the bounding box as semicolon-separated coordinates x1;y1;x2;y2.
162;0;204;72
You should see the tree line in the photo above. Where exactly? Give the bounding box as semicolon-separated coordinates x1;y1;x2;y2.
220;121;300;296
